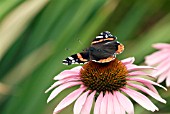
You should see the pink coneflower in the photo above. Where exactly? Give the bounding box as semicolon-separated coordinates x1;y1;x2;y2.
145;43;170;87
46;57;166;114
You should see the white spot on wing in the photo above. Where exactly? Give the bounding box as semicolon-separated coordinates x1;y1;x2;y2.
105;34;108;38
63;63;68;65
92;60;97;62
96;36;103;39
68;57;74;60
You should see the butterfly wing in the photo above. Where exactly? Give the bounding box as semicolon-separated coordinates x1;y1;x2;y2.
89;41;117;59
62;31;124;65
91;31;117;44
89;31;124;63
63;50;89;65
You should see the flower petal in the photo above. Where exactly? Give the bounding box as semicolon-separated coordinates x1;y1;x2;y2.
47;82;82;103
152;59;170;77
45;77;80;93
81;91;96;114
127;83;166;103
107;92;114;114
127;71;155;78
121;88;158;112
127;77;167;91
152;43;170;49
121;57;135;64
144;83;159;94
145;49;168;59
157;71;169;83
145;51;168;66
115;91;134;114
166;73;170;87
127;65;154;72
71;66;82;71
54;69;80;80
128;71;148;76
113;91;125;114
53;87;86;114
73;90;90;114
94;92;103;114
100;92;108;114
45;81;63;93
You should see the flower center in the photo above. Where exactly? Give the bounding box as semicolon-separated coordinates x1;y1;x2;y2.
80;59;128;93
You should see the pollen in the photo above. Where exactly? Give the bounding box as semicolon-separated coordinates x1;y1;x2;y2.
80;59;128;92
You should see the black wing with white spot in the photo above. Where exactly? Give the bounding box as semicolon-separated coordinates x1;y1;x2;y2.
62;51;89;65
92;31;117;44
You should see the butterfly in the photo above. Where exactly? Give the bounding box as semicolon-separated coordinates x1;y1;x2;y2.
63;31;124;65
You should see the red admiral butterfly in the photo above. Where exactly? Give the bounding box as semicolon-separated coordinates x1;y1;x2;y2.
63;31;124;65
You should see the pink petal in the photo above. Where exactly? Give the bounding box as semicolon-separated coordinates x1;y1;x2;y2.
127;65;154;72
45;77;80;93
157;70;169;83
54;69;80;80
127;83;166;103
100;92;108;114
113;91;125;114
115;91;134;114
121;57;135;65
120;105;126;114
73;90;90;114
127;71;155;78
152;59;170;77
45;81;63;93
128;71;148;76
166;73;170;87
53;87;86;114
145;51;168;66
107;92;114;114
71;66;82;71
94;92;103;114
47;82;82;103
152;43;170;49
145;50;162;59
117;105;125;114
144;83;159;94
127;77;167;91
121;88;158;112
145;49;167;60
81;91;96;114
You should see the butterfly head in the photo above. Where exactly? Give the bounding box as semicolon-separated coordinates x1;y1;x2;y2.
100;31;117;39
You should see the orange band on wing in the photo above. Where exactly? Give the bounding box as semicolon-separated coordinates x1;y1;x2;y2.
91;38;115;44
94;56;115;63
77;53;88;62
116;43;124;54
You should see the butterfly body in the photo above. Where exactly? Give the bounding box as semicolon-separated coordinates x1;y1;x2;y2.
63;31;124;65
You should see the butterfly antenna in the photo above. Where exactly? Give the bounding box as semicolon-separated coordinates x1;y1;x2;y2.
78;39;83;45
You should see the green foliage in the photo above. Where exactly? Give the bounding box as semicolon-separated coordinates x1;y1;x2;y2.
0;0;170;114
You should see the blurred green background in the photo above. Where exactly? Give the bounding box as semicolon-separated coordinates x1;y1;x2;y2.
0;0;170;114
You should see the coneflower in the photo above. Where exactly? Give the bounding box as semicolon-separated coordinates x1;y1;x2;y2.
46;57;166;114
